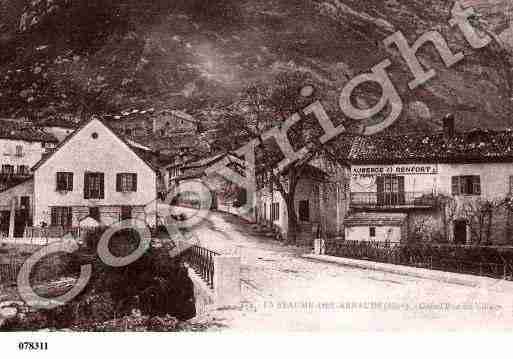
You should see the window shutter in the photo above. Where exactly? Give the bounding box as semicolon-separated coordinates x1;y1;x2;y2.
84;173;90;199
56;173;61;191
116;174;121;192
51;208;57;226
398;176;405;204
451;176;459;195
66;208;72;227
376;176;384;204
132;174;137;192
473;176;481;195
461;176;468;195
68;173;73;191
99;173;105;199
510;176;513;195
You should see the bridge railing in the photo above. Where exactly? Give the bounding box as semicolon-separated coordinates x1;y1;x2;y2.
183;245;219;289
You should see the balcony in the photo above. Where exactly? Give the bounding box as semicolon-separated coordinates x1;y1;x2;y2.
350;192;437;209
0;172;30;179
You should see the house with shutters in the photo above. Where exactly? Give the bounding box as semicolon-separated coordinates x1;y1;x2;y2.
0;119;58;192
0;117;157;237
346;117;513;245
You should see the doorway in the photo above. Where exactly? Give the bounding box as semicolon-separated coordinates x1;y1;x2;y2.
453;219;467;245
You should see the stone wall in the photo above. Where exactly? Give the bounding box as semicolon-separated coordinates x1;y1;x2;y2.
187;267;215;317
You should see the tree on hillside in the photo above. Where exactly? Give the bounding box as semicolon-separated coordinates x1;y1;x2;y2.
212;71;340;243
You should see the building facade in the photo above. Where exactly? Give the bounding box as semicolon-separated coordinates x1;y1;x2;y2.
347;121;513;245
0;118;158;236
256;151;351;241
32;118;157;227
0;119;59;192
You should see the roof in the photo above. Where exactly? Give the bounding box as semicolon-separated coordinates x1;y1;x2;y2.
174;168;206;181
162;110;197;123
325;133;360;165
298;164;328;181
182;153;227;169
0;175;34;194
126;138;152;152
173;152;237;181
344;212;407;227
349;129;513;164
37;117;78;129
32;117;157;172
0;119;58;143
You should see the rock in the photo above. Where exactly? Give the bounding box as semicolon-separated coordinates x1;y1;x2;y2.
0;307;18;319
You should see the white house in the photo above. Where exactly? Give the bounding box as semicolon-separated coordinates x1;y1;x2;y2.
0;117;158;237
0;119;58;193
0;119;58;174
256;136;354;242
346;118;513;245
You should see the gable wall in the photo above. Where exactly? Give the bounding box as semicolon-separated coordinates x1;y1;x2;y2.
33;120;157;226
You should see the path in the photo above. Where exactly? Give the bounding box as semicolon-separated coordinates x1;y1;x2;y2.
165;205;513;331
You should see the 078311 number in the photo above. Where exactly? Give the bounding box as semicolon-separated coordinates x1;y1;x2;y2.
18;342;48;351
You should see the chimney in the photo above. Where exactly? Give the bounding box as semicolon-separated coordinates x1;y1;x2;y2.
443;113;455;138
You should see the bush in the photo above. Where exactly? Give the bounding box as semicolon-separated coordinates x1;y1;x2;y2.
83;226;109;251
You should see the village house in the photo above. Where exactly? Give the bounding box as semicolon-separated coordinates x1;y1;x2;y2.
0;117;158;238
165;135;354;243
34;116;78;142
105;108;198;139
346;117;513;245
255;136;354;242
0;119;59;192
165;152;246;212
152;110;199;137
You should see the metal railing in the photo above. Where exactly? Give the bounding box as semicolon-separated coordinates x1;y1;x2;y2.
350;192;436;208
24;226;99;239
325;240;513;280
183;245;218;289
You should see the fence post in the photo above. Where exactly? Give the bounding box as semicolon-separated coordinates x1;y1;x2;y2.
213;255;241;309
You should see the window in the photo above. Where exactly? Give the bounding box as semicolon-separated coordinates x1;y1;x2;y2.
89;207;100;221
271;202;280;221
116;173;137;192
298;200;310;221
51;207;72;227
509;176;513;195
451;176;480;195
1;164;14;175
15;145;23;157
377;176;405;205
20;196;30;210
84;172;104;199
370;227;376;238
56;172;73;191
121;206;132;220
17;165;29;176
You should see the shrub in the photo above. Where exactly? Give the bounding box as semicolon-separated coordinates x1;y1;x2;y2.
83;226;109;251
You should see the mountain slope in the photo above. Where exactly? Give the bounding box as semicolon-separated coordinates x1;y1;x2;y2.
0;0;512;133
